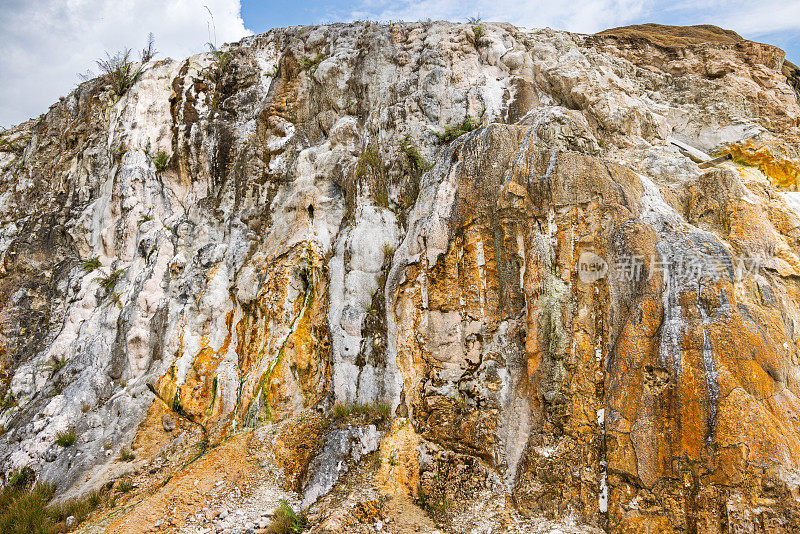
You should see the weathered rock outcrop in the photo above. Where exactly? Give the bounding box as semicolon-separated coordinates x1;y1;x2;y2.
1;21;800;533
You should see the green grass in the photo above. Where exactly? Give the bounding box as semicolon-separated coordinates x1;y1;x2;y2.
116;478;134;493
466;25;485;48
95;268;126;296
298;53;324;73
435;116;479;143
266;499;307;533
81;257;101;272
118;448;135;462
0;472;108;534
151;151;169;171
204;43;233;111
0;133;30;156
0;391;17;412
43;356;67;374
96;49;143;97
332;400;392;424
55;429;77;447
355;151;389;207
8;467;34;488
355;151;382;179
400;135;431;174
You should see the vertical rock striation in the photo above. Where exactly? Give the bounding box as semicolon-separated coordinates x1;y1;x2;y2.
1;21;800;533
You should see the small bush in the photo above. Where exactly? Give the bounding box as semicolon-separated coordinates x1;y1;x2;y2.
151;151;168;171
95;268;126;296
204;43;233;111
400;135;430;173
0;391;17;412
96;49;143;97
119;448;135;462
43;356;67;374
116;478;134;493
298;53;324;73
140;33;157;63
466;25;485;48
266;499;306;534
435;116;479;143
55;429;77;447
332;400;391;424
82;257;101;272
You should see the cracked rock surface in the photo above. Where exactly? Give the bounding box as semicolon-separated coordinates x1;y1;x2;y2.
1;21;800;533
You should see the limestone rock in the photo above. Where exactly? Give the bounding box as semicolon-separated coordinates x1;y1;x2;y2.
0;20;799;534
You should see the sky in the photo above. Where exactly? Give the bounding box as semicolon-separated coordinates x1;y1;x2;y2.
1;0;799;127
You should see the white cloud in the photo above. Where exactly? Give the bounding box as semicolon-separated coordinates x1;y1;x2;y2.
0;0;251;126
329;0;800;42
330;0;651;34
713;0;800;36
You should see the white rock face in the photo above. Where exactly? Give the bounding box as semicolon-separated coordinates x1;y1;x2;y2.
0;20;800;533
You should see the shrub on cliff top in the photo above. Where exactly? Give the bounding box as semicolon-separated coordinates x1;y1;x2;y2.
96;49;143;97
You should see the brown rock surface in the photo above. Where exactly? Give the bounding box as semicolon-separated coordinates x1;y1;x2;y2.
1;20;800;534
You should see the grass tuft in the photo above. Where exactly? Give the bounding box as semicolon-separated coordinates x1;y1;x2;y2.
96;49;143;97
55;429;77;447
434;116;479;143
116;478;134;493
332;400;392;424
95;268;126;297
400;135;431;174
43;356;67;374
82;257;101;272
0;474;108;534
151;151;169;171
298;53;324;73
266;499;307;533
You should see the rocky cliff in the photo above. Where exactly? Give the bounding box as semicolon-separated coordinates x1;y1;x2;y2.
2;21;800;534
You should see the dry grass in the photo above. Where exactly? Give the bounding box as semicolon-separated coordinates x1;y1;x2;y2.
596;24;743;48
332;400;392;424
